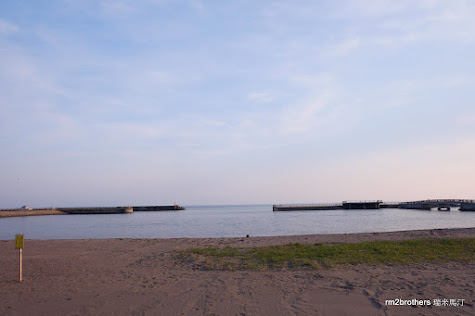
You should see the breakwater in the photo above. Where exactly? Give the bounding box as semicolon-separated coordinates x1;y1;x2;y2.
273;201;383;211
0;205;186;217
59;205;185;214
273;199;475;211
133;205;186;211
58;207;134;214
273;204;342;211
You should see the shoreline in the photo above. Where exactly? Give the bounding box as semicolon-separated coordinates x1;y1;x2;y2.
150;227;475;248
2;226;473;243
1;227;474;316
0;226;474;242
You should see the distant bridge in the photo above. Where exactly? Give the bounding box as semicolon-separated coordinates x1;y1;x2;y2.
273;199;475;211
399;199;475;211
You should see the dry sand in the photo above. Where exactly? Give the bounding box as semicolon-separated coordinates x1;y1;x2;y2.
0;228;474;316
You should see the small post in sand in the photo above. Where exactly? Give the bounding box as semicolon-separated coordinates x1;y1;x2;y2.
15;234;24;282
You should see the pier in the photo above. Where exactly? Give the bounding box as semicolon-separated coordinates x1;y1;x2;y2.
58;207;134;214
398;199;475;211
1;205;186;217
273;204;343;211
273;199;475;211
58;205;185;214
133;205;185;211
273;201;383;211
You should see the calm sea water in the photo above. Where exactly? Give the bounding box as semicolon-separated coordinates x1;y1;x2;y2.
0;205;474;240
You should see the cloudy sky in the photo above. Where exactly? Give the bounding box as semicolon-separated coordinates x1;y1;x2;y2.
1;0;475;208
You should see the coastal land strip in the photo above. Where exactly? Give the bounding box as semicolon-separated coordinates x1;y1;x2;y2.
0;205;185;217
0;209;67;217
0;228;474;316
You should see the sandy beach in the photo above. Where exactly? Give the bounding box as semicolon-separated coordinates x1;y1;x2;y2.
0;228;474;316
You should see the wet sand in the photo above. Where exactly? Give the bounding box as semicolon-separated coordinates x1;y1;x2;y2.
0;228;474;315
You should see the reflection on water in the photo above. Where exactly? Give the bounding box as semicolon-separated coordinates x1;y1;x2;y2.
0;205;474;240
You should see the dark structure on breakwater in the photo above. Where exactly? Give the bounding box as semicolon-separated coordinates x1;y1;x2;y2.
58;207;134;214
342;200;382;209
133;205;185;211
273;204;343;211
273;201;383;211
273;199;475;211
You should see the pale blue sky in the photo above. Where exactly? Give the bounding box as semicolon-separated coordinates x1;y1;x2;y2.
1;0;475;208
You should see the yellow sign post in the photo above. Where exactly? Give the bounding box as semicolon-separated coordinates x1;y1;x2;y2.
15;234;24;282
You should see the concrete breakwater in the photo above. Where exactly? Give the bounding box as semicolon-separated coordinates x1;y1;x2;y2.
0;205;186;217
273;201;383;211
273;199;475;211
133;205;186;211
58;207;134;214
273;204;343;211
52;205;186;214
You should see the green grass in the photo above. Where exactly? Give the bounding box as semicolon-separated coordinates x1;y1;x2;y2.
177;238;475;270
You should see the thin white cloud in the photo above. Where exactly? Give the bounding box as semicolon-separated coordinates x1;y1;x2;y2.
100;0;139;15
129;69;177;92
290;74;334;87
320;37;360;58
31;113;84;147
101;122;168;139
332;1;475;49
281;98;327;134
202;119;226;127
248;92;275;104
332;0;413;19
0;19;19;34
442;75;475;88
190;0;205;13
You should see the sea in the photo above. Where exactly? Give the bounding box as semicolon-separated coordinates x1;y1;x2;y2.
1;205;474;240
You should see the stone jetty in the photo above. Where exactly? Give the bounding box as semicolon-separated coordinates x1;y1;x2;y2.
0;205;186;217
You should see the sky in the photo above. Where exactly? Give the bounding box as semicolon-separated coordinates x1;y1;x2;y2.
1;0;475;208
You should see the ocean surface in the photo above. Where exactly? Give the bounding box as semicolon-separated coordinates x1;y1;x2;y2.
0;205;474;240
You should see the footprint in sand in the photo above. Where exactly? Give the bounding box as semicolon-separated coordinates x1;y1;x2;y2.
362;289;383;310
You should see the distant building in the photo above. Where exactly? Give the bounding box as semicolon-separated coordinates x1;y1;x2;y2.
20;205;33;210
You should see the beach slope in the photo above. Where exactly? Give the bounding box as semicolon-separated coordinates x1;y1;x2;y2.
0;228;474;316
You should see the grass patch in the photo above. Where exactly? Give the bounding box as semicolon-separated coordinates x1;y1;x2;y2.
177;238;475;270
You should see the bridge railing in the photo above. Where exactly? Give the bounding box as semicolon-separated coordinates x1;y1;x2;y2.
342;200;383;204
403;199;475;204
